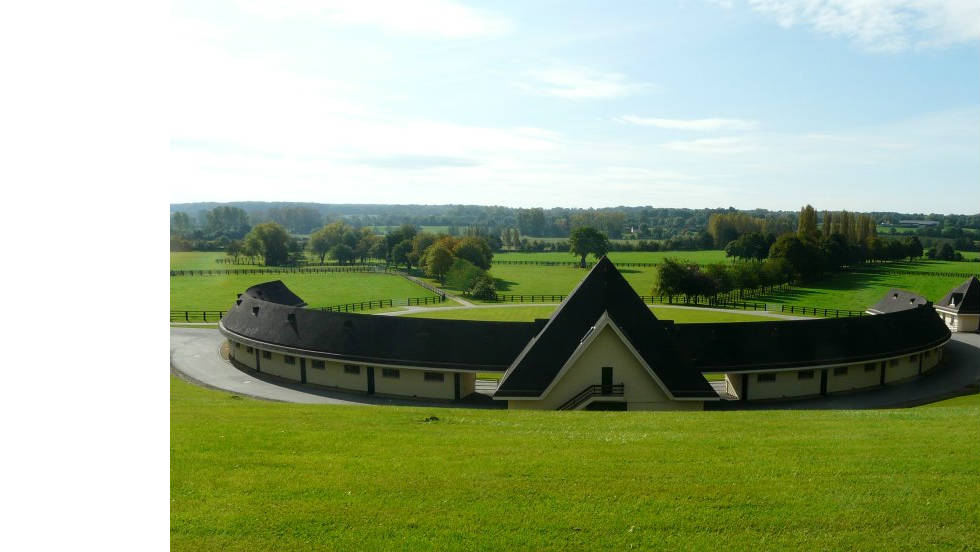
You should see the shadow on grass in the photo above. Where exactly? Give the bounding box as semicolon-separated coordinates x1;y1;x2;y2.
493;278;518;292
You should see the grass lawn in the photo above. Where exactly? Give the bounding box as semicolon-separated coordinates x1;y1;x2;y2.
171;377;979;551
860;260;980;274
401;305;782;323
494;250;728;264
171;251;238;271
170;273;438;311
752;271;969;311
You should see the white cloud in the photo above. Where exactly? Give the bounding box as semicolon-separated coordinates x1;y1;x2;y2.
661;136;759;154
743;0;980;52
237;0;511;38
521;67;655;99
618;115;759;131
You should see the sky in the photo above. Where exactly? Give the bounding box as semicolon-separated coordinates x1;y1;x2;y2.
170;0;980;213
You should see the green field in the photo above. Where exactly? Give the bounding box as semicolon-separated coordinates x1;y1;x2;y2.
170;273;438;311
752;270;969;311
402;305;778;324
171;377;979;550
494;250;728;264
171;251;239;271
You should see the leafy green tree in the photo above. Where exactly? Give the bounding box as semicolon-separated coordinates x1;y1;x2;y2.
205;206;251;240
244;222;290;266
423;246;454;282
391;241;413;269
569;227;610;267
903;236;923;261
453;236;493;269
470;274;497;300
331;244;355;265
225;240;243;262
797;204;819;242
445;258;485;292
171;211;193;235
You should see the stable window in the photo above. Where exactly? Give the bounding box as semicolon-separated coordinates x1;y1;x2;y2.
344;364;361;375
797;370;814;380
382;368;400;379
424;372;445;382
833;366;848;376
262;350;271;359
284;355;295;365
909;354;918;362
312;360;325;370
889;359;899;366
864;363;876;372
756;373;775;383
234;342;240;349
246;346;253;354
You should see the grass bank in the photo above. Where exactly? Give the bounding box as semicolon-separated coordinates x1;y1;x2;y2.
171;377;979;551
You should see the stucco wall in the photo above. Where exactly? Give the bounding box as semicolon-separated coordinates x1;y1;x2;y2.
373;367;456;400
827;363;880;394
745;369;823;400
229;340;258;370
921;347;941;373
884;354;919;383
508;325;702;411
304;360;368;392
258;350;302;381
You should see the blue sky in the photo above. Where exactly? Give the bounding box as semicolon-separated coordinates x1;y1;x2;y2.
171;0;979;213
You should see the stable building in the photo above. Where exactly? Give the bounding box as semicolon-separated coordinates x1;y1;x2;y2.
218;258;951;410
934;276;980;333
866;288;929;315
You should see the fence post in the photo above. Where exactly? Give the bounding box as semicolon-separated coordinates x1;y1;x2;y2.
185;311;189;322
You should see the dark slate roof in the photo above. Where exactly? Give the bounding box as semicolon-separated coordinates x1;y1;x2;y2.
935;276;980;315
220;281;540;371
867;288;929;314
672;305;950;372
493;257;717;399
241;280;307;307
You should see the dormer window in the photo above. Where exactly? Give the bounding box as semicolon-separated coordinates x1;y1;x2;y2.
252;306;260;316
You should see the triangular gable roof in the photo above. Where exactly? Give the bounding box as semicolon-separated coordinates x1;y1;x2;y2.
936;276;980;314
493;257;717;399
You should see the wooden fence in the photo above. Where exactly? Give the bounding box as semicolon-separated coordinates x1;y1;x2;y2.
170;266;385;277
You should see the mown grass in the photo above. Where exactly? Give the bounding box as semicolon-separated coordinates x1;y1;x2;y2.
170;273;438;311
752;271;968;311
171;377;979;551
401;305;779;324
858;259;980;274
494;250;728;264
171;251;236;271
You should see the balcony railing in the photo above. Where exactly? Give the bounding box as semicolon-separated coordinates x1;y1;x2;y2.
558;384;624;411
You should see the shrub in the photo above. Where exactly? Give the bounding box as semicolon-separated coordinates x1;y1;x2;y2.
470;274;497;300
445;258;484;291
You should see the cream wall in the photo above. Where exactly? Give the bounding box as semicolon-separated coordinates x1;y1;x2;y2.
827;364;880;394
508;325;702;411
374;367;456;400
743;369;822;400
305;360;368;392
920;347;941;373
229;340;258;370
459;372;476;398
258;351;302;381
884;354;919;383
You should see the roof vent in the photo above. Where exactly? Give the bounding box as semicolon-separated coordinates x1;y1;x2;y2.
236;299;242;306
252;306;260;316
909;298;915;304
893;293;898;299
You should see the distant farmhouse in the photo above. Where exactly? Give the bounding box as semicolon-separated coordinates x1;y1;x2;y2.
220;259;956;410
